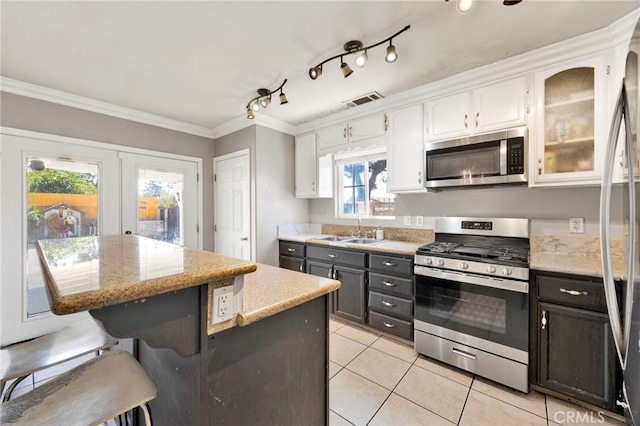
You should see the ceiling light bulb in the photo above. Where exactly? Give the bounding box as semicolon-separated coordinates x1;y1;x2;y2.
250;100;260;112
259;96;271;108
385;44;398;63
279;92;288;105
341;61;353;78
355;50;368;68
247;108;254;119
456;0;473;13
309;66;322;80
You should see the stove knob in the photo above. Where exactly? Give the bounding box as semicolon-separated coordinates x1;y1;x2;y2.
502;268;512;276
437;259;445;267
425;257;433;265
460;262;469;270
487;265;496;273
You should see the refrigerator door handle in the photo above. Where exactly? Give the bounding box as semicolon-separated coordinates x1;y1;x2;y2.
600;81;627;368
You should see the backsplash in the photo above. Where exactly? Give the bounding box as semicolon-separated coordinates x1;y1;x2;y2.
321;224;433;243
530;234;623;257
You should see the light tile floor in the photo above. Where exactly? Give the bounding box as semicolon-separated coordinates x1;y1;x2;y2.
329;317;626;426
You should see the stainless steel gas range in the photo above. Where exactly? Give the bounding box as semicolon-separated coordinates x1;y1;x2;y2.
414;217;530;393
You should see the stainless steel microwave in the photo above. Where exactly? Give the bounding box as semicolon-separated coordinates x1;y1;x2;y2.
425;127;528;189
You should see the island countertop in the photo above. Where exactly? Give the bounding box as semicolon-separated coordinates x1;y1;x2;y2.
36;235;257;315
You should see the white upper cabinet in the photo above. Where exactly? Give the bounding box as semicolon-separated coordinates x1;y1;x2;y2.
387;103;426;193
426;76;527;141
531;55;606;186
295;132;332;198
316;113;387;150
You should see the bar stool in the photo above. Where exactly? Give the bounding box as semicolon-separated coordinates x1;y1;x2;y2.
0;349;157;425
0;318;118;401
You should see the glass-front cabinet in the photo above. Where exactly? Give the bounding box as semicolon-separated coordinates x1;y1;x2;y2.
533;56;606;185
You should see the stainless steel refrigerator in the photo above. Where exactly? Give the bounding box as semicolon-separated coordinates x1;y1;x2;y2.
601;16;640;426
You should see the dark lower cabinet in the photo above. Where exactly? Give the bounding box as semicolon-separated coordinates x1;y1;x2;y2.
279;241;305;272
531;270;623;413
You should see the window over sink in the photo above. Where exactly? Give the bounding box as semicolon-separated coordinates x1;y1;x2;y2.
336;154;395;218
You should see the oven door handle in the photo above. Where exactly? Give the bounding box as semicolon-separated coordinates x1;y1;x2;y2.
414;265;528;293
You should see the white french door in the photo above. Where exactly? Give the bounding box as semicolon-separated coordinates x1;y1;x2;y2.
1;130;203;346
120;153;200;249
1;134;121;346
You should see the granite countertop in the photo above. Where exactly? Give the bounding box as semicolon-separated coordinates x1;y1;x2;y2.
206;264;340;333
36;235;257;315
279;235;423;256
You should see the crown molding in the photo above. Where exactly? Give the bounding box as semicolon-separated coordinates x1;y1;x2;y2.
608;6;640;48
211;113;296;139
0;77;216;139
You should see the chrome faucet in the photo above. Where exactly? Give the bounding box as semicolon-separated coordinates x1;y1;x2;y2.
357;217;362;238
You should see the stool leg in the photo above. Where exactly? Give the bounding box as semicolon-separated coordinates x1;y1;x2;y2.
140;403;153;426
2;375;30;402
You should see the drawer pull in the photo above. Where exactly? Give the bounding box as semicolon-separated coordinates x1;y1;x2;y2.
382;280;397;287
382;301;396;308
559;288;589;296
328;254;339;258
287;248;296;252
383;261;396;267
382;321;396;328
452;347;477;360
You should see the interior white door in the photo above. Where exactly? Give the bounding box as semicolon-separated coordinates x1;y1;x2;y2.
0;134;120;346
120;153;201;249
214;150;251;260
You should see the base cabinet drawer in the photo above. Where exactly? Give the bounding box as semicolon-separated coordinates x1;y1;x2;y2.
368;291;412;319
368;311;413;340
369;272;412;297
279;241;305;258
279;256;304;272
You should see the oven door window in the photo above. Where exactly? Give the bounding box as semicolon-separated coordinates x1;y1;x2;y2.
426;141;501;181
415;275;528;352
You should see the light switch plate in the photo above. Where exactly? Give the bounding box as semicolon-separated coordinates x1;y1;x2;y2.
404;215;412;226
415;216;424;227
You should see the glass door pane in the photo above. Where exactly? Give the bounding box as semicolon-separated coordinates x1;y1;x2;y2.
25;156;100;318
137;168;184;246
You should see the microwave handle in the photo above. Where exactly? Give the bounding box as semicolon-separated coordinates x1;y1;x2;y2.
500;139;507;175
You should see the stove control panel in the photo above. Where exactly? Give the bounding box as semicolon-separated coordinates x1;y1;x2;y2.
461;221;493;231
414;255;529;282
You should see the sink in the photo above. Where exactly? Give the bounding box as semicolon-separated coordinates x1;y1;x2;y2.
343;238;383;245
314;235;353;241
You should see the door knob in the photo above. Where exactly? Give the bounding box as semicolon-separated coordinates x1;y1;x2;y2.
125;231;132;234
241;237;248;241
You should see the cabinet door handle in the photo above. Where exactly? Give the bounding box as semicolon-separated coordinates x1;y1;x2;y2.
328;253;339;259
333;269;338;280
327;267;333;279
384;113;389;132
312;181;316;192
287;248;296;252
382;321;396;328
538;159;542;176
299;263;303;272
464;114;468;128
382;300;396;307
349;126;353;138
418;170;422;184
383;261;396;267
343;127;348;139
475;112;480;128
382;280;396;287
560;288;589;296
541;310;547;330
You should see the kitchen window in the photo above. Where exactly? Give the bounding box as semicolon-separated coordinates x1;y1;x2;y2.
336;154;395;218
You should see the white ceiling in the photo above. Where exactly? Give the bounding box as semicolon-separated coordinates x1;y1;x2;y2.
1;1;639;135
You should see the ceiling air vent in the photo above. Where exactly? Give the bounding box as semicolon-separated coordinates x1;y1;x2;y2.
344;92;384;108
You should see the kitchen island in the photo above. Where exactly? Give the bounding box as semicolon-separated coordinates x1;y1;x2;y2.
36;235;340;426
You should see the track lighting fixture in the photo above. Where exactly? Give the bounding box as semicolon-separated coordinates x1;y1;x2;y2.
245;79;288;119
308;25;410;80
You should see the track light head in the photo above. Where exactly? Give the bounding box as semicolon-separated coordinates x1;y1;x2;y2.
456;0;473;13
250;100;260;112
247;108;255;119
279;91;288;105
341;60;353;78
259;95;271;109
309;66;322;80
355;50;368;68
385;43;398;63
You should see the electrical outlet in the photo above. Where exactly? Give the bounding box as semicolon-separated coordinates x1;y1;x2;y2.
404;215;412;226
415;216;424;227
212;285;234;323
569;217;585;234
